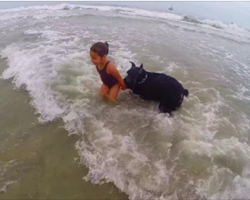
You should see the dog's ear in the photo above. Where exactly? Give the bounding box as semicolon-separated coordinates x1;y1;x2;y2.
139;64;144;74
129;61;136;68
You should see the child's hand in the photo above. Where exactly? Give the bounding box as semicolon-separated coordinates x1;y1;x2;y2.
121;85;127;90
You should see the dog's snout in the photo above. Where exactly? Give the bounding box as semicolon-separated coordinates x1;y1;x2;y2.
123;76;134;89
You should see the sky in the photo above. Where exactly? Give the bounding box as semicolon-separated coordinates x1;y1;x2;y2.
0;1;250;30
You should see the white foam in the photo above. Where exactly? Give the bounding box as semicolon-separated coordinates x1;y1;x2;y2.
0;3;249;42
0;180;18;193
196;137;250;199
75;117;174;200
202;19;250;37
1;44;66;123
236;84;250;101
0;3;182;22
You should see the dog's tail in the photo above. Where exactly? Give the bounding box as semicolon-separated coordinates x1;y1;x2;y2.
183;89;189;97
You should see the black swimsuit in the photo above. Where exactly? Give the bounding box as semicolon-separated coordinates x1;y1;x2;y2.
96;61;118;89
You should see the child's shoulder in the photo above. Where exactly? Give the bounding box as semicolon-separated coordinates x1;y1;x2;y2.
107;61;118;73
107;60;116;69
108;60;115;65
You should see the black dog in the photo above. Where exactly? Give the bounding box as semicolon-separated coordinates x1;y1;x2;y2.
124;62;189;114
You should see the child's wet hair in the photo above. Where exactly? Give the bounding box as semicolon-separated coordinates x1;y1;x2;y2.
90;42;109;57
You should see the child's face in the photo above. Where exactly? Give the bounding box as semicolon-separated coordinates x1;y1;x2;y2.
90;51;104;66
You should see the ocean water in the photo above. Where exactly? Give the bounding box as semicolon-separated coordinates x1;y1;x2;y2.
0;3;250;200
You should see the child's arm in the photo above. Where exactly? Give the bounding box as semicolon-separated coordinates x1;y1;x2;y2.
107;63;126;90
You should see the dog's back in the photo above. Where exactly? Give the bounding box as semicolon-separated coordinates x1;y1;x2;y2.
124;62;189;113
133;71;188;111
134;72;186;98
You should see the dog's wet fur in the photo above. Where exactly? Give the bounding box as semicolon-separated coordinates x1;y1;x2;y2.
124;62;189;114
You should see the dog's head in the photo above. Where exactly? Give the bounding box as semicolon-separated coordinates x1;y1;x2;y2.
124;61;147;90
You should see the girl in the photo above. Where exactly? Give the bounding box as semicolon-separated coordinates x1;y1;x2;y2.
90;42;126;103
